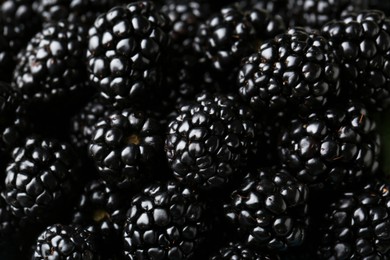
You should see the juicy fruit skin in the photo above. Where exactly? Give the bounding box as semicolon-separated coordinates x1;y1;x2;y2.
278;101;381;191
123;180;208;259
238;27;340;114
165;92;259;190
210;241;279;260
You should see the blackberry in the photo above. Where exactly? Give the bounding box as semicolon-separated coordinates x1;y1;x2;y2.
316;179;390;259
33;224;98;259
165;92;260;190
210;241;280;260
193;4;285;91
277;101;381;191
287;0;368;29
13;20;88;102
224;167;309;251
238;27;340;114
321;10;390;111
3;136;81;225
236;0;289;24
88;108;166;189
86;1;171;108
0;0;41;82
123;180;208;259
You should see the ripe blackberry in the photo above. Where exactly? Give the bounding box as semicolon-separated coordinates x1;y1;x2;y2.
238;27;340;114
88;108;166;189
316;179;390;259
193;4;285;91
236;0;289;24
33;224;98;259
13;20;88;102
224;167;309;251
165;92;260;190
278;101;381;191
288;0;368;29
0;0;41;82
123;180;208;259
210;241;280;260
86;1;171;108
3;136;81;225
321;10;390;111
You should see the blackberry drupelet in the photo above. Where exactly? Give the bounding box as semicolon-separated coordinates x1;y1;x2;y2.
238;27;340;114
0;0;41;82
224;167;309;251
165;92;260;190
123;180;208;259
88;108;166;189
287;0;368;29
86;1;171;108
316;179;390;259
210;241;280;260
321;9;390;111
33;224;98;259
278;101;381;191
3;136;81;225
13;20;88;102
193;4;285;91
236;0;289;24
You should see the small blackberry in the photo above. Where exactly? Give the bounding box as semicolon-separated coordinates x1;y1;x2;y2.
210;241;280;260
86;1;171;108
3;136;81;225
88;108;166;189
13;20;88;102
238;27;340;114
278;101;381;191
33;224;98;259
165;92;260;190
316;179;390;259
224;167;309;251
321;9;390;111
123;180;208;259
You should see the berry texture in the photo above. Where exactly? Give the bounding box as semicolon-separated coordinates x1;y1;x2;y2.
238;27;340;114
224;167;309;251
278;101;381;191
13;20;88;102
86;1;171;108
123;180;208;259
33;224;98;259
165;92;259;190
210;241;279;260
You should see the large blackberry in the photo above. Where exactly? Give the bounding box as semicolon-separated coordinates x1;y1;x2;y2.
123;180;208;259
86;1;171;108
12;20;88;102
3;136;81;225
321;10;390;111
238;27;340;114
88;108;166;189
210;241;280;260
193;4;285;91
0;0;41;82
278;101;381;191
316;179;390;259
224;167;309;251
165;92;260;191
33;224;98;259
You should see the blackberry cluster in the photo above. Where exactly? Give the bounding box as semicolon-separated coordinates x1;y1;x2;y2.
0;1;390;259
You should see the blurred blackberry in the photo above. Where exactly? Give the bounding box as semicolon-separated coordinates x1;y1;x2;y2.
3;136;81;225
278;101;381;191
123;180;209;259
86;1;171;108
193;4;286;92
287;0;368;29
224;167;309;251
0;0;41;82
13;20;88;102
72;179;128;258
316;179;390;259
321;10;390;111
238;27;340;114
369;0;390;16
33;224;98;259
165;92;260;191
235;0;289;24
210;241;280;260
88;108;166;190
